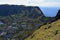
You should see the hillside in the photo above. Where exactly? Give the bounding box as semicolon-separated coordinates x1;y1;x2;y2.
25;10;60;40
25;19;60;40
0;5;53;40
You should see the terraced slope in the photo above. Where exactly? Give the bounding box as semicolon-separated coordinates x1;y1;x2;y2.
25;19;60;40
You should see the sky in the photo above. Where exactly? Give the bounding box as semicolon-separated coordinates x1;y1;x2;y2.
0;0;60;17
0;0;60;7
40;7;60;17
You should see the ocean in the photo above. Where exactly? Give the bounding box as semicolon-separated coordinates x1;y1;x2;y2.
40;7;60;17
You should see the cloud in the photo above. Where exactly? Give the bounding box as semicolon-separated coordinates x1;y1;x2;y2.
45;0;60;2
0;0;60;7
39;2;60;7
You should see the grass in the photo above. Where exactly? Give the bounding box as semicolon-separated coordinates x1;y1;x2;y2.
25;19;60;40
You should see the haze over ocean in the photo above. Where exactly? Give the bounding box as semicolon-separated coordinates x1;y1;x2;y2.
40;7;60;17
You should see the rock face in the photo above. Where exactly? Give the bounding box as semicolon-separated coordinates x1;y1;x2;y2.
56;10;60;19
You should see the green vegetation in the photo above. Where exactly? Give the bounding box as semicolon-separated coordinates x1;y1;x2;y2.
0;12;52;40
0;5;54;40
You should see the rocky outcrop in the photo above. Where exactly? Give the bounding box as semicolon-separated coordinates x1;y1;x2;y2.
56;10;60;19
